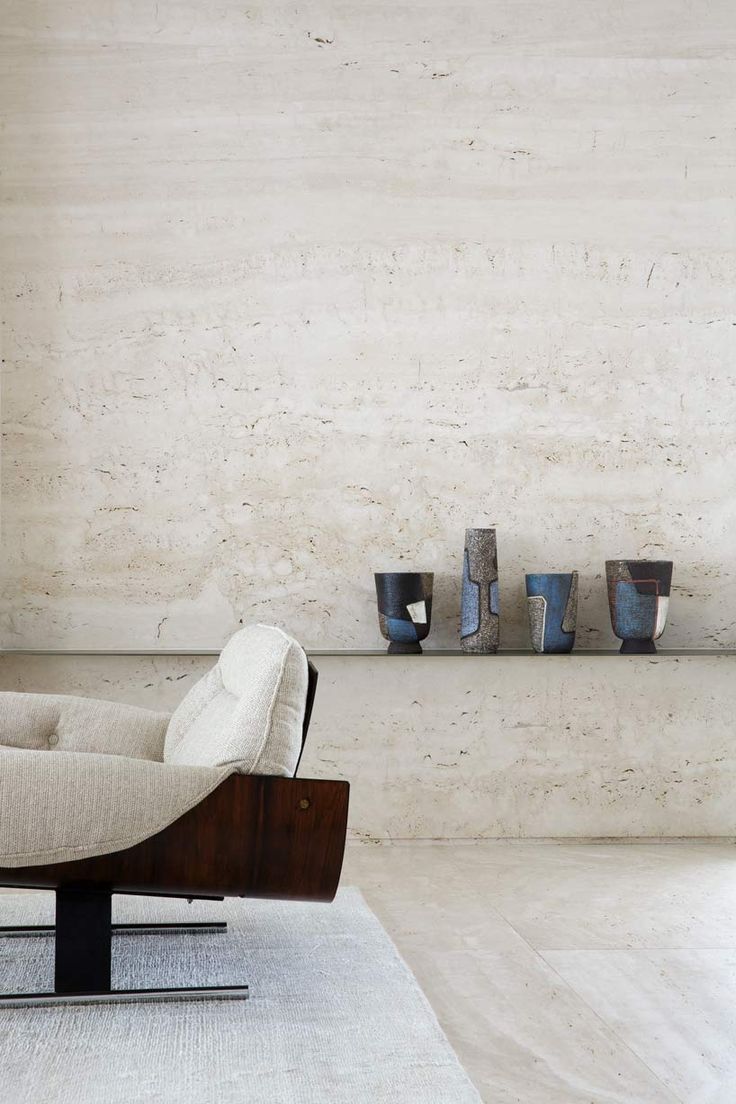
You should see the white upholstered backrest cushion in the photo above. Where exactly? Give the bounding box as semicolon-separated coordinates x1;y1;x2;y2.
163;624;308;776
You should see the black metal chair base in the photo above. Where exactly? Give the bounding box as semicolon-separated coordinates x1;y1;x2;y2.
0;888;245;1006
0;984;249;1007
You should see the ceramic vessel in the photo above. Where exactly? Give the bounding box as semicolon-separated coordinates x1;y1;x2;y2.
460;528;499;654
374;572;434;654
525;572;578;653
605;559;673;653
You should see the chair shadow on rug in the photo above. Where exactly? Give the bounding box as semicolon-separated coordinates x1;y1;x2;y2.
0;625;349;1005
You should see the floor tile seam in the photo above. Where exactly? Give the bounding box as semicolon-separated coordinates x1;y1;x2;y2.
497;915;685;1103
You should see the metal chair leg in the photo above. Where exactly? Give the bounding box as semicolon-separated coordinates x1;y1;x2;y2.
0;888;247;1006
0;921;227;938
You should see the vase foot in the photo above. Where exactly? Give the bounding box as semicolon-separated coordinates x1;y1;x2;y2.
619;639;657;654
387;641;423;655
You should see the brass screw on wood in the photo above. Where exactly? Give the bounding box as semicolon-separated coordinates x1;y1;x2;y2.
298;798;311;810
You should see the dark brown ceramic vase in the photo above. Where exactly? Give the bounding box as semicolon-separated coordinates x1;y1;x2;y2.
374;572;434;654
605;559;673;653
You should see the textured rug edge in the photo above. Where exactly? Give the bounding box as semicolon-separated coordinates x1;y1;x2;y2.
339;885;483;1102
0;885;484;1103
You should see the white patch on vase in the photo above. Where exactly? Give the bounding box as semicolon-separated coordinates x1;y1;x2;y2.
654;595;669;638
406;600;427;625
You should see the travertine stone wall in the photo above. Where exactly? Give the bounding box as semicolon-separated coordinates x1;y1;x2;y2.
1;653;733;838
2;1;736;651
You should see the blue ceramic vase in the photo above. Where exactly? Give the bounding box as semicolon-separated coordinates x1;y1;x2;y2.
525;572;578;654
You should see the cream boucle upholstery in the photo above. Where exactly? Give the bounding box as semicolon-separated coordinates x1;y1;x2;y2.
0;624;309;868
0;693;169;761
0;749;228;866
164;623;308;775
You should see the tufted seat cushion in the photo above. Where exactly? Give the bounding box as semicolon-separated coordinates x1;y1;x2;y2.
0;624;310;867
0;694;169;761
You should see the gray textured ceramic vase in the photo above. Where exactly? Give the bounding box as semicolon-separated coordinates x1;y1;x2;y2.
460;528;499;654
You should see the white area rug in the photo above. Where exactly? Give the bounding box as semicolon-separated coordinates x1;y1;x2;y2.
0;888;481;1103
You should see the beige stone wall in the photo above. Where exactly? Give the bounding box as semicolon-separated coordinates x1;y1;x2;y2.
1;652;734;838
2;2;735;651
